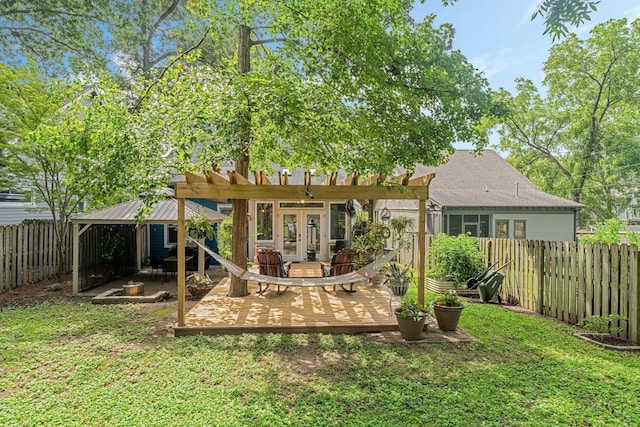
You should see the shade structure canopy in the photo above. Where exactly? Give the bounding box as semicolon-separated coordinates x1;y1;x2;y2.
71;190;226;294
71;190;226;225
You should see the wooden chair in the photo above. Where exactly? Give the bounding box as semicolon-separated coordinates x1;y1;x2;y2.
320;248;356;293
256;249;292;295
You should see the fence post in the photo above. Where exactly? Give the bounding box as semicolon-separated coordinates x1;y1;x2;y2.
535;241;544;314
630;247;639;345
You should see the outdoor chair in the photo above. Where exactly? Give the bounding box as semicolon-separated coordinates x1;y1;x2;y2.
256;249;292;295
148;256;163;280
320;248;356;293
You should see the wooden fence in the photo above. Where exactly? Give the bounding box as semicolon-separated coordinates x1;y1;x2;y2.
0;221;73;292
402;234;640;344
479;238;639;344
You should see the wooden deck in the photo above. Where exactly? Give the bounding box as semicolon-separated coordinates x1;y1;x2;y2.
174;263;476;342
175;262;401;335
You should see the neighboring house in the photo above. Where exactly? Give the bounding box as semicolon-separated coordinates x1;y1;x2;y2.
375;150;583;242
0;192;54;225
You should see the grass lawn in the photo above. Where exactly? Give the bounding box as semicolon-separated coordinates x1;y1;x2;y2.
1;291;639;427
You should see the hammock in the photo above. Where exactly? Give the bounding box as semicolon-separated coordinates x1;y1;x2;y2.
187;238;399;288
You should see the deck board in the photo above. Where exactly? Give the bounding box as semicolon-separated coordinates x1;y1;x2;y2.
175;264;476;341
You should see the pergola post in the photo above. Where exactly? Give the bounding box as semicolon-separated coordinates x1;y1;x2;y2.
417;198;426;307
177;197;186;326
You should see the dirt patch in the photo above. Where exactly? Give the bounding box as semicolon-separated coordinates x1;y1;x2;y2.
0;278;79;309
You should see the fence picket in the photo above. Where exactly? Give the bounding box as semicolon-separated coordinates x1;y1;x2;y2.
602;243;610;318
620;245;629;340
610;244;620;335
577;242;586;324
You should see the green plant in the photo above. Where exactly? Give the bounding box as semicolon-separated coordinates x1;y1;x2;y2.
217;216;233;260
186;272;214;289
384;262;413;286
395;297;428;321
390;215;415;250
432;290;464;307
581;218;640;246
101;230;125;262
46;283;62;291
351;221;389;268
427;233;485;283
580;315;627;336
185;211;215;240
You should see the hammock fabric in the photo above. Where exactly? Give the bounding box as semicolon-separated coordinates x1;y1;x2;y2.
188;238;400;288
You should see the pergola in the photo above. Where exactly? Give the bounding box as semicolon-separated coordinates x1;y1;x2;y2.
174;170;435;327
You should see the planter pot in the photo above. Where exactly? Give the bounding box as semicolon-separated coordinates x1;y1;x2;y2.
370;271;385;287
432;304;464;331
187;285;213;299
426;277;476;297
395;310;427;341
122;282;144;296
388;280;409;296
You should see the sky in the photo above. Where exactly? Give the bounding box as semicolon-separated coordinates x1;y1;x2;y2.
412;0;640;95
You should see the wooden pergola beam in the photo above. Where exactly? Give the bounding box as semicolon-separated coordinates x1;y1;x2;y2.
175;183;428;201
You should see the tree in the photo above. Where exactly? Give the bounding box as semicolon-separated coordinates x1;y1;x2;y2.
531;0;600;41
493;19;640;226
139;0;495;296
0;64;89;279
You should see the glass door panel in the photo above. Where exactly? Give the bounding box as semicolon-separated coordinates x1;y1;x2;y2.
305;213;321;260
282;213;299;258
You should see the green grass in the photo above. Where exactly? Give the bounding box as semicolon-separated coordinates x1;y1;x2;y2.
1;296;639;426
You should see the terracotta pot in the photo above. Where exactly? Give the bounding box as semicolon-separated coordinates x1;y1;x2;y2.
395;310;427;341
122;282;144;296
370;271;385;287
432;304;464;331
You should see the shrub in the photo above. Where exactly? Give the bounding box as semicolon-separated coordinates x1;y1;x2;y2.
428;233;484;283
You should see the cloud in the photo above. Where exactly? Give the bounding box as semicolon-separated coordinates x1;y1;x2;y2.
470;48;517;79
624;6;640;20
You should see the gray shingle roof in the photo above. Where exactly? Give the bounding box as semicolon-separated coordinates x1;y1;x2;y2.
414;150;582;208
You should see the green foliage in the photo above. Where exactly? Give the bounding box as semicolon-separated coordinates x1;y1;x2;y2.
580;315;627;335
432;290;464;307
217;216;233;261
186;272;214;289
390;215;415;250
428;233;485;282
351;222;389;268
384;262;413;287
581;218;640;246
493;19;640;225
101;231;125;263
185;212;215;240
531;0;599;41
1;299;640;425
395;297;428;321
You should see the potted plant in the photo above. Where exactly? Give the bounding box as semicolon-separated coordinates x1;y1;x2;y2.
186;272;214;298
185;211;215;240
384;262;412;296
394;297;429;340
351;221;390;286
426;233;485;294
432;290;464;331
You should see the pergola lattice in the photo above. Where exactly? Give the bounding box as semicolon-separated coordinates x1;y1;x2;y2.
174;170;435;327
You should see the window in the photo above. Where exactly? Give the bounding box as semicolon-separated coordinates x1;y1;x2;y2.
445;214;489;237
495;220;509;238
514;220;526;239
165;225;177;247
330;203;346;240
279;202;324;209
217;204;232;216
256;202;273;241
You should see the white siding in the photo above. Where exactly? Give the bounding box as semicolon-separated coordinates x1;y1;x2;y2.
0;202;54;225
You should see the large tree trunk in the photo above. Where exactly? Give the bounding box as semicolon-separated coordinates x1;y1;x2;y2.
228;24;252;297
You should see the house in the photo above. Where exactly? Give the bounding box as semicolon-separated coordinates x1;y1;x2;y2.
0;192;54;225
374;150;583;241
